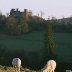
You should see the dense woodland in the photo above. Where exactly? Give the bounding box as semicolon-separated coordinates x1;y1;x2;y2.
0;8;72;35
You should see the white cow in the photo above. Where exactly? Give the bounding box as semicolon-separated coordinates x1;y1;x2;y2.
12;58;21;72
41;60;56;72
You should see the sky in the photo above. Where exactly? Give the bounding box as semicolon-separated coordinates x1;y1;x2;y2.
0;0;72;19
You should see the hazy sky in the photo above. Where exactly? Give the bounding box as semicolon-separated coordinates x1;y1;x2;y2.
0;0;72;19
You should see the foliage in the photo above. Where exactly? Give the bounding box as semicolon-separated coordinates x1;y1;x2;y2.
0;14;6;32
44;19;56;56
6;8;29;35
1;9;72;34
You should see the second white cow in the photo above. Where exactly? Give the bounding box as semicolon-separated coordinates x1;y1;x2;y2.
42;60;56;72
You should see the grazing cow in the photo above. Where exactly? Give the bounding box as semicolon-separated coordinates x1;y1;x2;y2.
41;60;56;72
12;58;21;72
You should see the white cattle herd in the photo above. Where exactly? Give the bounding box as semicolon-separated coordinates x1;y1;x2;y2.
12;58;56;72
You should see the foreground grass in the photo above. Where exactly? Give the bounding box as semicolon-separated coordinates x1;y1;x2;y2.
0;65;36;72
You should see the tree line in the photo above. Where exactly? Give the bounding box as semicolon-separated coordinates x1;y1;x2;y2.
0;9;72;35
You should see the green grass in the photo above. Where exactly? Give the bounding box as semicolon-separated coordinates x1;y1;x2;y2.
0;31;72;62
0;31;45;51
54;33;72;62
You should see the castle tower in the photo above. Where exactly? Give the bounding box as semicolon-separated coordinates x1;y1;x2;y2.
24;9;28;21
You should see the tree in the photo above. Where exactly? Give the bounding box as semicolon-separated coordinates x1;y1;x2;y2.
61;17;67;32
45;17;56;55
0;15;6;32
10;8;15;16
67;17;72;32
20;12;29;33
6;16;18;35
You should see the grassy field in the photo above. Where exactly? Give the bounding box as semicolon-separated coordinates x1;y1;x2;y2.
0;31;72;61
54;33;72;62
0;32;72;71
0;31;45;51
